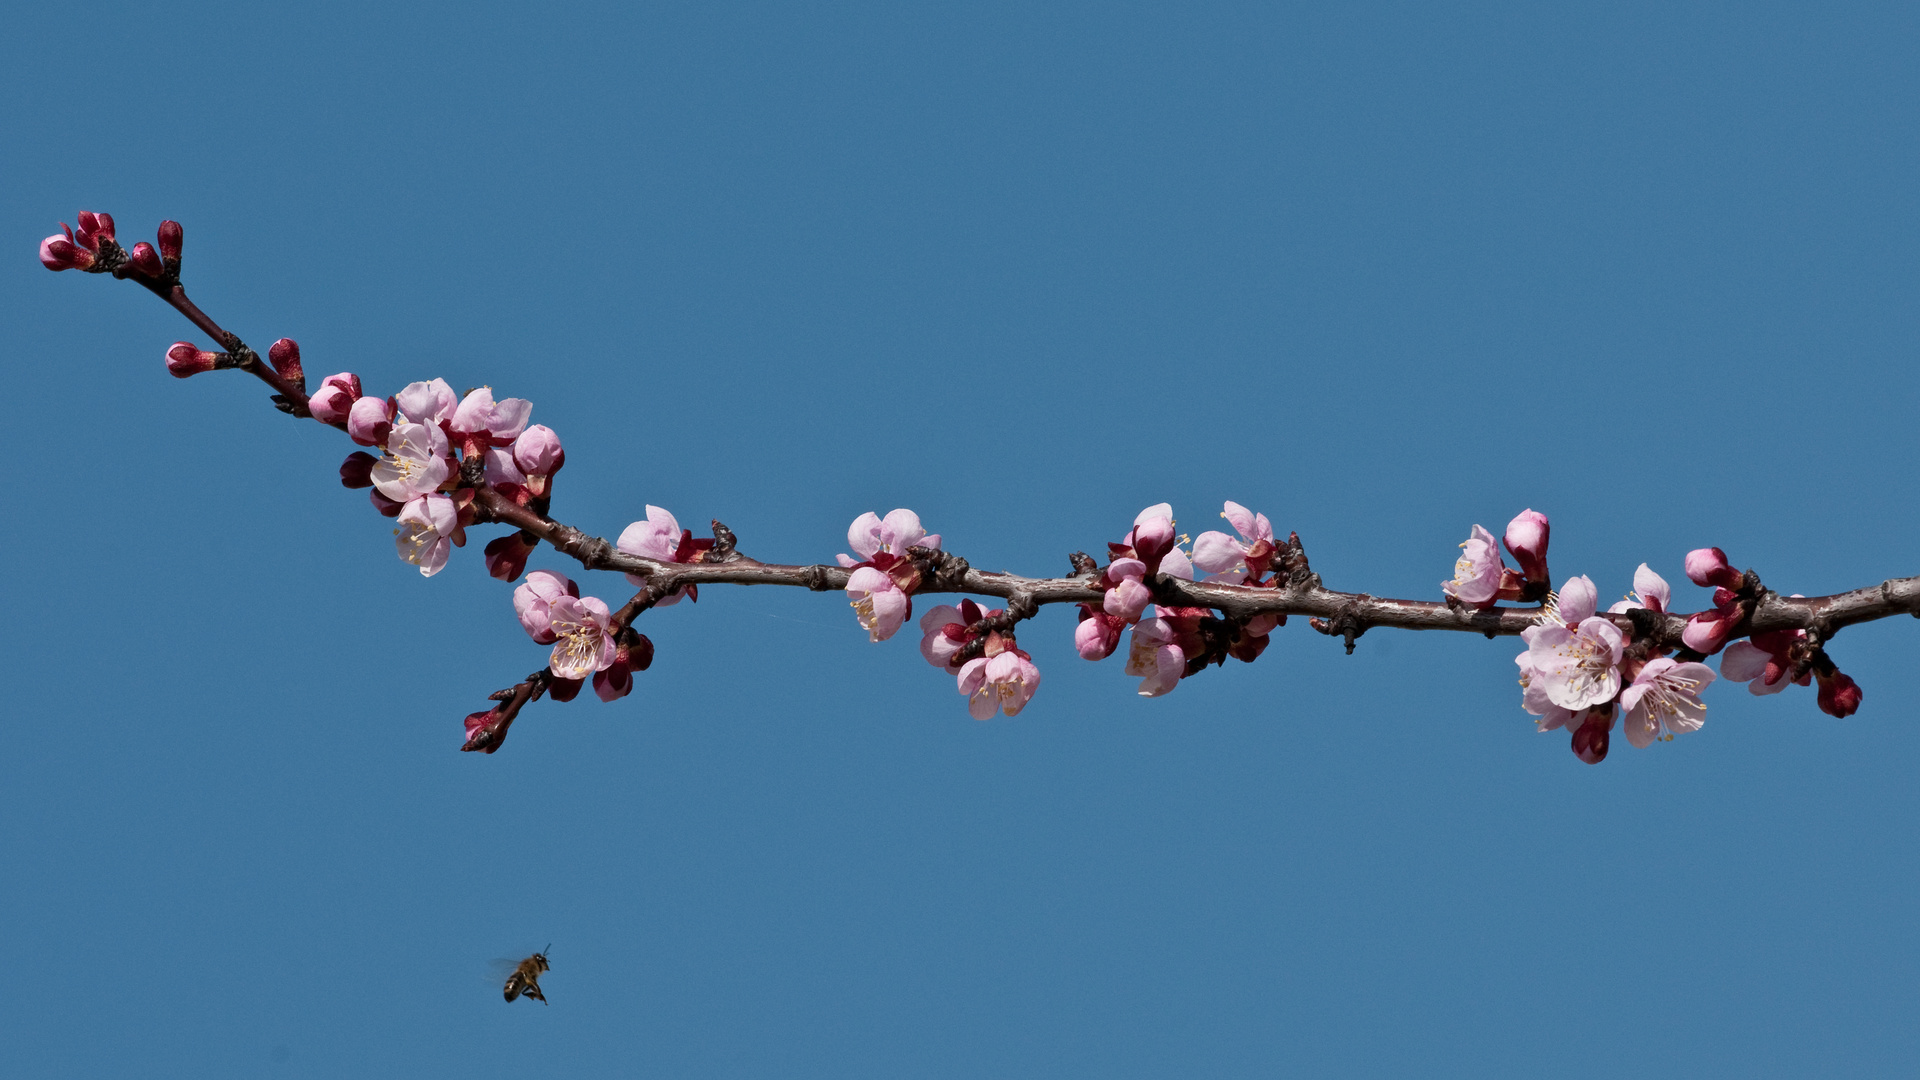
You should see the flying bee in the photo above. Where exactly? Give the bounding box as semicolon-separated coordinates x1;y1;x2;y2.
503;946;551;1004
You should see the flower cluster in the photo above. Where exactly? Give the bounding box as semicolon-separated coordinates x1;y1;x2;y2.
1076;503;1279;696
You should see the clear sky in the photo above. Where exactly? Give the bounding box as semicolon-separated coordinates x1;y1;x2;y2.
8;1;1920;1076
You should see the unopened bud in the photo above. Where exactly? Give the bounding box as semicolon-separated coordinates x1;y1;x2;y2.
166;341;219;378
1684;547;1743;591
128;241;163;279
1817;669;1862;718
483;532;536;582
267;338;304;386
1570;712;1611;764
308;372;363;424
339;451;377;488
1131;517;1176;561
156;220;183;262
38;234;88;271
1503;509;1550;583
511;424;564;477
75;211;115;247
369;489;405;518
347;395;394;447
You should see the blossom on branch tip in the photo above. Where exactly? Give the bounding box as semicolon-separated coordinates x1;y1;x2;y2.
1620;658;1715;748
1442;524;1509;605
1503;509;1550;584
957;636;1040;719
370;422;451;501
308;372;363;424
1193;501;1277;583
166;342;220;378
394;494;460;576
617;505;711;606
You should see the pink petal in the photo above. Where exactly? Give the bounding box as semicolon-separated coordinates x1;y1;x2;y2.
1221;501;1257;539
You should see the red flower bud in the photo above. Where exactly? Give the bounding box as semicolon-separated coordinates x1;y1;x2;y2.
128;241;163;279
166;341;219;378
369;490;405;518
157;220;183;261
339;451;377;488
1817;669;1862;718
483;532;536;582
1684;547;1744;591
1570;712;1611;764
268;338;303;386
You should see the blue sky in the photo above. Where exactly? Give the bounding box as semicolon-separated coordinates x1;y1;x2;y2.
7;2;1920;1076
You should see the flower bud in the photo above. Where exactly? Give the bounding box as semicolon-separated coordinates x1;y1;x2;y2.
75;211;114;247
338;451;377;488
1130;516;1176;561
483;532;536;582
166;341;219;378
308;372;363;424
128;241;163;279
1503;509;1550;583
369;489;405;518
39;234;90;271
1817;669;1862;718
346;395;394;447
1684;547;1743;591
267;338;304;386
547;676;584;703
157;220;183;261
1570;712;1611;764
512;424;564;476
1681;607;1739;655
1074;609;1122;660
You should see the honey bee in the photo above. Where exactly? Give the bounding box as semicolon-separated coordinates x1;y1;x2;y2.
503;946;551;1004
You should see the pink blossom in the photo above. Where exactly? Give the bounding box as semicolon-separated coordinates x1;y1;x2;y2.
545;595;617;680
1101;557;1153;622
1442;524;1507;605
1606;564;1671;615
1515;629;1578;732
1681;591;1745;655
308;372;363;424
511;425;565;494
393;378;457;426
1503;509;1550;583
484;448;526;489
1719;626;1809;696
393;493;460;576
1124;611;1191;696
1684;547;1744;591
1192;501;1277;583
838;509;939;567
514;569;578;644
165;342;220;378
1620;658;1715;748
920;600;992;669
449;386;532;453
847;565;912;641
616;505;712;606
957;644;1041;719
370;422;451;502
1074;610;1127;660
1525;579;1624;711
347;395;394;446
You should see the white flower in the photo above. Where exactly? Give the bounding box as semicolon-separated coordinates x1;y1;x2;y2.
1621;658;1716;748
370;422;450;501
393;494;458;576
